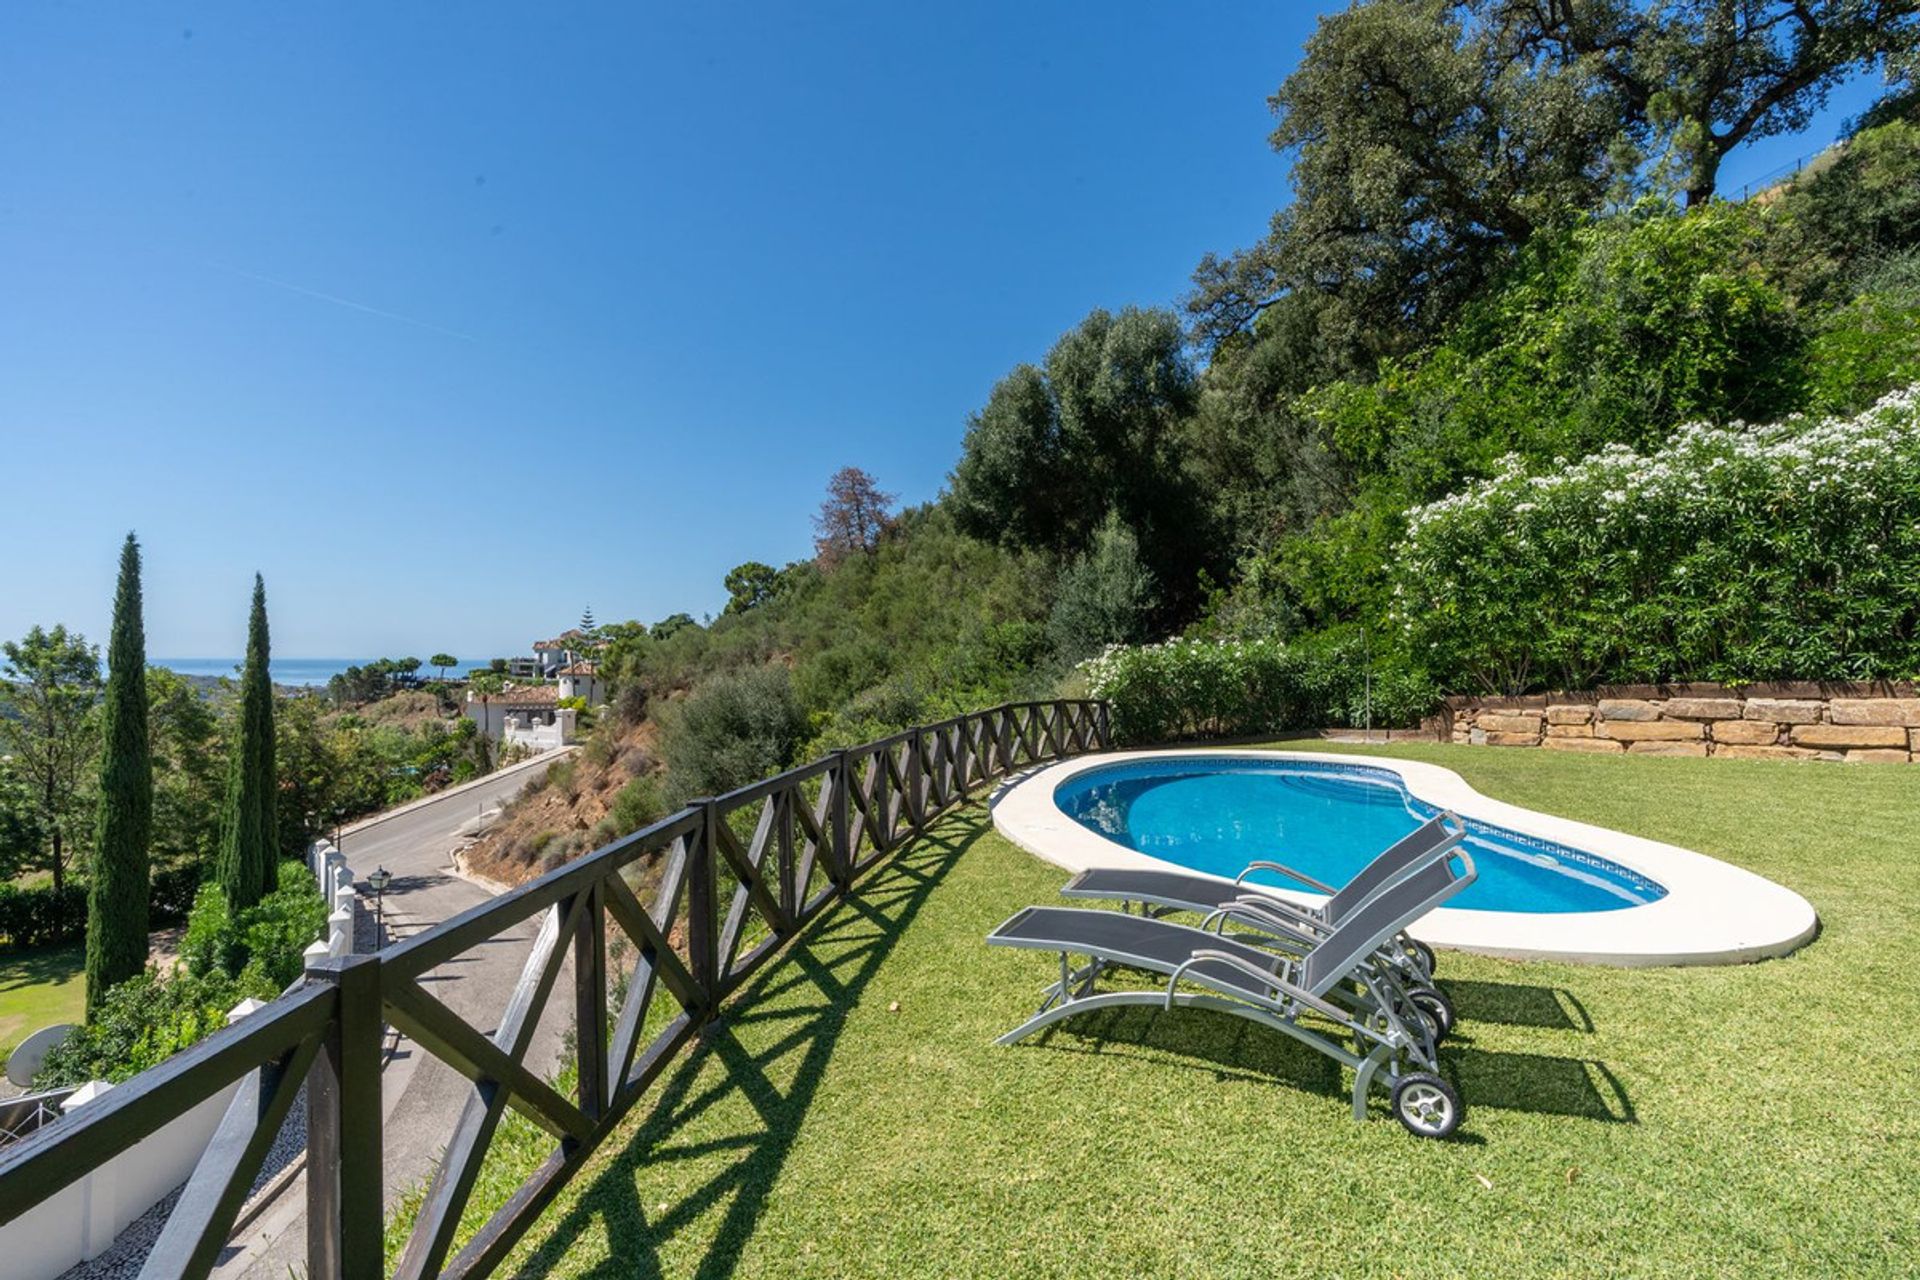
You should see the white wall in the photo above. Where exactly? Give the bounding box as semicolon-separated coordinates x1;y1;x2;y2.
0;1000;265;1278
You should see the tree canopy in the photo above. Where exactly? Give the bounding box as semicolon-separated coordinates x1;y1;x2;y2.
87;533;152;1015
216;576;277;910
950;306;1216;611
0;625;100;892
813;467;896;567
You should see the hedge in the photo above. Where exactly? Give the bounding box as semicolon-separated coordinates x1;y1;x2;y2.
1393;383;1920;692
1080;635;1435;745
0;862;226;952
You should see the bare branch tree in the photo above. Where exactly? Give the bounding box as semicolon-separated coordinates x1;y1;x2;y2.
812;467;896;567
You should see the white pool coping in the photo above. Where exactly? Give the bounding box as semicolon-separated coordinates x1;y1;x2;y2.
990;750;1819;967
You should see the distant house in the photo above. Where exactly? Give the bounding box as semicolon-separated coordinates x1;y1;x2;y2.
532;629;593;677
557;660;604;705
466;684;576;749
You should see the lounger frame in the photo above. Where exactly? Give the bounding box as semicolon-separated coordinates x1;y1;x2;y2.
991;848;1476;1123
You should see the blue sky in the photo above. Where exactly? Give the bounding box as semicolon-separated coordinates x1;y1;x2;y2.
0;5;1893;660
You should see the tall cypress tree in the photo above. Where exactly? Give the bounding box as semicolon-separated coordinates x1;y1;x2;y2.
86;533;152;1018
217;574;278;909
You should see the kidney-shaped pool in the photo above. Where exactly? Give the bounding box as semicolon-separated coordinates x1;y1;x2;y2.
1056;757;1665;914
994;750;1817;966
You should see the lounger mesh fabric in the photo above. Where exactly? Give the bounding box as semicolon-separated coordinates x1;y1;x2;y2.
992;906;1284;997
1300;856;1459;994
1321;818;1456;919
1061;812;1456;925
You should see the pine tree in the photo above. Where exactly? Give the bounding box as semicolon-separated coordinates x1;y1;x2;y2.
217;574;278;909
85;533;152;1018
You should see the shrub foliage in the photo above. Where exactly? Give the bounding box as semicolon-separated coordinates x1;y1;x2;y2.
1081;635;1436;745
1393;385;1920;691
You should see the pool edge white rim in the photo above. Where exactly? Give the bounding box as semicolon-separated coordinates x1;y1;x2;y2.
989;749;1819;968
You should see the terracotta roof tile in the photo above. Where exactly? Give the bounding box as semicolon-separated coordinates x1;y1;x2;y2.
472;685;560;706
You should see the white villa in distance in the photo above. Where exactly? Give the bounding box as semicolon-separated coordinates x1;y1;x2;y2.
466;630;606;750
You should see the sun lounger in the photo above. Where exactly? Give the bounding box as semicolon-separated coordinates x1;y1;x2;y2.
988;846;1477;1137
1060;812;1464;984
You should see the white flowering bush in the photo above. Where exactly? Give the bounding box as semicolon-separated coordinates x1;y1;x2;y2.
1392;384;1920;691
1081;636;1435;744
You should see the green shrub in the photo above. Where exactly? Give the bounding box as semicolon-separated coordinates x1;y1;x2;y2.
0;866;205;952
1080;634;1436;745
659;665;806;802
36;966;273;1087
182;881;241;977
0;882;87;950
148;863;203;925
1393;384;1920;691
607;776;666;836
1048;512;1157;663
181;865;327;990
1804;265;1920;414
239;866;330;988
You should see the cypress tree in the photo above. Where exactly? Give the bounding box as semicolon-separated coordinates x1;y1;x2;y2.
86;533;152;1018
217;574;278;909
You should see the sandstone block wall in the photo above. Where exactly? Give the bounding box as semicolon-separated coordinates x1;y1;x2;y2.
1437;682;1920;764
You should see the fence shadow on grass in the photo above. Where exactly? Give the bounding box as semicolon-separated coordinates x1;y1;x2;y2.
504;810;988;1280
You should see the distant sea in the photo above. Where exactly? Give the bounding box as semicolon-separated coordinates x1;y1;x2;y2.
155;658;373;688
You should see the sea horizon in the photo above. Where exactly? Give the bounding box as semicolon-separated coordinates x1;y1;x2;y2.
154;657;379;687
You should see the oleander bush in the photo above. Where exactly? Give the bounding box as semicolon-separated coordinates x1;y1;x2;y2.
1081;634;1436;744
1392;384;1920;692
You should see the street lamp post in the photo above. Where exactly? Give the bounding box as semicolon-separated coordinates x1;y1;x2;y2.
368;866;392;947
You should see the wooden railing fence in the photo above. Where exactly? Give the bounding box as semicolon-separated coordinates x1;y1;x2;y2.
0;698;1110;1279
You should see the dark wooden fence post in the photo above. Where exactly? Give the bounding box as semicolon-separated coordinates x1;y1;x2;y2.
305;952;384;1280
905;728;923;834
688;800;719;1014
831;750;853;887
574;882;608;1122
777;787;797;926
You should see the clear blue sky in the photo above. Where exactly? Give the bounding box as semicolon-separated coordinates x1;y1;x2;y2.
0;5;1891;660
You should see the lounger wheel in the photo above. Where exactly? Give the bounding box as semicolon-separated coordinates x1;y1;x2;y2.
1391;1073;1462;1139
1408;985;1455;1041
1410;939;1437;976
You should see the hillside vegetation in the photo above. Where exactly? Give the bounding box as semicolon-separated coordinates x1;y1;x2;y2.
469;12;1920;880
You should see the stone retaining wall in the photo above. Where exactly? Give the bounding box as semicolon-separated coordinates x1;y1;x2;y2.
1437;681;1920;764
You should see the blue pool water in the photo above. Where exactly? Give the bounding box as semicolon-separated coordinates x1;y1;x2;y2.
1055;758;1667;914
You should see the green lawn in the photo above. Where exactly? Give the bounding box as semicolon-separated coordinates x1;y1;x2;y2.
430;744;1918;1278
0;942;85;1064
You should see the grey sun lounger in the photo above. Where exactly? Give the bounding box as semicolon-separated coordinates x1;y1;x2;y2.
1059;811;1464;980
988;846;1479;1137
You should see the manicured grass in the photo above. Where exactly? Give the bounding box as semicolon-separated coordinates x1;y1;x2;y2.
423;744;1919;1278
0;943;85;1065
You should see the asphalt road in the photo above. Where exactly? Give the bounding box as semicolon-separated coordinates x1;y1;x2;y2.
217;749;573;1277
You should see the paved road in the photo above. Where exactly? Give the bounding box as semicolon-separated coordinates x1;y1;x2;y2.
218;750;573;1277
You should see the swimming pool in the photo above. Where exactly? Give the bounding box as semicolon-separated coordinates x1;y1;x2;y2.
993;750;1819;965
1054;757;1666;914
